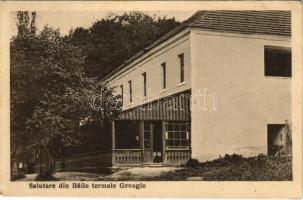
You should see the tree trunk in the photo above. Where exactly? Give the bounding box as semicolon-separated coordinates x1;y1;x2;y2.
10;145;19;180
37;144;55;178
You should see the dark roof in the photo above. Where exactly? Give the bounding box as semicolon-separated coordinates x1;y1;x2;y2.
102;10;291;82
189;10;291;36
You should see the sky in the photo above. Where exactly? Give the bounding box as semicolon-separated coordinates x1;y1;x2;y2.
10;11;196;36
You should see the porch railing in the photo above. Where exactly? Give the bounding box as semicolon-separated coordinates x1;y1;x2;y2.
165;149;191;166
112;149;142;165
112;149;191;166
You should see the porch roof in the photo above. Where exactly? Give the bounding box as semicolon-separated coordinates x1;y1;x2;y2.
117;90;191;121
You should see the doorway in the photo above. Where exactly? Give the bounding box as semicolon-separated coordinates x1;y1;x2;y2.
267;124;287;156
142;121;163;164
152;122;163;163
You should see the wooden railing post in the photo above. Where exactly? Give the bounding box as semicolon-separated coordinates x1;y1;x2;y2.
112;120;116;165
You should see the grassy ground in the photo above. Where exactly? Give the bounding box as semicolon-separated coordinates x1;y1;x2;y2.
143;154;292;181
18;154;292;181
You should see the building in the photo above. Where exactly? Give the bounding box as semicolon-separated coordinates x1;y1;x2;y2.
102;10;292;166
55;10;292;170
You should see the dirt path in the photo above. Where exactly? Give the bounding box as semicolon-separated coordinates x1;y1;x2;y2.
100;166;180;181
19;171;107;181
18;167;180;181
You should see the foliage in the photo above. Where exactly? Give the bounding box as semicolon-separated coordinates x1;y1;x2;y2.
200;154;245;168
186;154;245;169
11;11;179;178
10;11;121;177
199;155;292;181
144;155;292;181
67;11;180;78
185;158;200;169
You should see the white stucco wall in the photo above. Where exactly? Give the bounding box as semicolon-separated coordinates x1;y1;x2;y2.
190;30;291;161
104;29;192;110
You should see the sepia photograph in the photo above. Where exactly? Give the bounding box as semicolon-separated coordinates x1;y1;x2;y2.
9;9;294;182
1;1;302;198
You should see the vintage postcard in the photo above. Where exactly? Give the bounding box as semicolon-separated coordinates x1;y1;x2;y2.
0;0;302;198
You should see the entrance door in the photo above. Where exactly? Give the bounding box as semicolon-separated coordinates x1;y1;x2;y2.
142;122;153;163
152;122;163;163
142;121;163;164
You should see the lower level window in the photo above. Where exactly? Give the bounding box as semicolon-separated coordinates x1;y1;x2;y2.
267;123;291;156
165;122;190;149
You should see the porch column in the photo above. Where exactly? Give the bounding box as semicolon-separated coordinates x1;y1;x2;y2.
112;120;116;165
140;121;144;164
112;120;115;150
162;121;167;164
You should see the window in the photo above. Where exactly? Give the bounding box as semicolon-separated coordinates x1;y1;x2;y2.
161;62;166;89
142;72;147;97
115;121;140;149
128;80;132;103
165;122;190;149
120;85;123;106
264;46;291;77
144;122;151;149
178;53;185;82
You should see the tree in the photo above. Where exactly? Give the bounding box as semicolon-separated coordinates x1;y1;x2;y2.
11;11;178;179
11;12;121;179
10;11;37;179
68;11;180;78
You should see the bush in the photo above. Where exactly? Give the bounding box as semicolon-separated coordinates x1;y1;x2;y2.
146;154;292;181
11;173;26;181
186;158;201;168
199;154;245;168
257;153;267;160
223;153;243;162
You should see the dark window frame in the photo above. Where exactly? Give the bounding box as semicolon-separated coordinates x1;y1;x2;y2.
161;62;166;89
128;80;132;103
120;85;123;106
165;122;190;149
178;53;185;83
264;46;291;77
142;72;147;97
